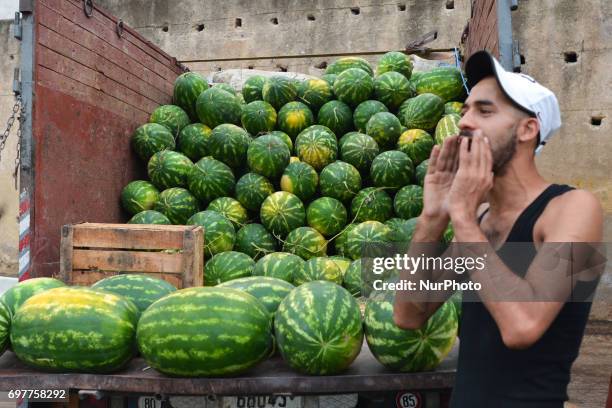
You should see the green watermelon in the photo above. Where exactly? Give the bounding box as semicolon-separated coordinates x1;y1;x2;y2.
370;150;414;190
269;130;293;152
214;83;236;95
415;159;428;186
353;100;389;133
196;87;242;128
206;197;248;229
306;197;347;237
188;156;235;204
243;75;266;103
283;227;327;260
280;161;319;202
253;252;305;284
435;114;461;144
121;180;160;216
399;93;445;131
414;67;466;103
317;100;353;137
397;129;434;165
319;161;362;202
131;123;175;162
449;290;462;321
128;210;172;225
329;256;352;275
188;210;236;257
444;101;464;115
343;260;362;297
277;101;314;139
147;150;194;190
235;173;275;212
0;300;9;354
345;221;393;260
294;125;338;171
149;105;190;137
443;222;455;243
91;274;176;317
409;71;426;85
11;287;137;373
294;257;344;285
218;277;295;315
364;291;457;371
325;57;374;77
235;224;277;260
333;68;374;107
350;187;393;223
332;224;357;257
153;187;200;225
297;79;334;113
374;71;415;111
321;74;338;87
386;217;418;243
137;286;272;376
0;278;65;319
236;92;246;105
247;134;290;179
339;132;380;173
394;185;424;219
366;112;402;148
204;251;255;285
208;124;252;169
262;76;297;110
241;101;277;136
274;281;363;375
376;51;413;78
260;192;306;238
177;123;212;161
173;72;209;121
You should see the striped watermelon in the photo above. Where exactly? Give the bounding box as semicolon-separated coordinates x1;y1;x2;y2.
294;125;338;171
353;100;388;133
435;114;461;144
294;257;344;285
236;92;246;105
374;71;415;111
306;197;348;237
449;290;462;322
235;224;277;260
444;101;464;115
173;72;209;121
204;251;255;285
319;161;362;203
214;83;236;95
153;187;200;225
290;156;300;163
247;134;291;179
206;197;248;229
274;281;363;375
137;286;272;376
208;124;252;169
253;252;305;284
147;150;194;190
188;210;236;257
345;221;393;260
409;71;426;85
394;185;424;219
131;123;175;162
0;278;65;319
399;93;445;131
11;287;137;373
415;159;428;186
364;291;458;371
196;87;242;128
188;157;236;204
333;68;374;108
297;79;333;113
366;112;402;148
376;51;413;78
386;217;418;243
351;187;393;223
243;75;266;103
321;74;338;87
343;260;362;297
260;192;306;238
283;227;327;260
370;150;414;190
339;132;380;173
150;105;190;137
177;123;212;162
91;274;176;317
277;102;315;139
241;101;277;136
317;100;353;137
218;277;295;315
120;180;160;216
397;129;434;165
414;67;466;103
262;76;297;110
280;161;319;202
235;173;275;212
128;210;171;225
332;223;357;257
329;256;352;275
269;130;293;152
325;57;374;77
0;300;8;354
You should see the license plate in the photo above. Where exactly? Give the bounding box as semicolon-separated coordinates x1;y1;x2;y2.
222;395;303;408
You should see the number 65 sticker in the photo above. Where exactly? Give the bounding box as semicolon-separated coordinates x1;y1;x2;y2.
395;392;421;408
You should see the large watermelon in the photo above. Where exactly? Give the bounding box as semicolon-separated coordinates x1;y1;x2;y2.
339;132;380;173
247;134;291;179
329;256;352;276
218;277;294;315
241;101;277;136
434;114;461;144
262;76;297;110
294;125;338;171
297;79;334;113
196;87;242;128
353;100;389;133
333;68;374;107
306;197;347;237
376;51;413;78
350;187;393;223
253;252;305;284
280;161;319;202
235;224;277;260
325;57;374;77
11;287;137;372
0;300;9;354
317;100;353;137
269;130;293;153
204;251;255;286
444;101;464;115
235;173;275;212
374;71;415;111
345;221;393;260
414;67;466;103
343;260;362;297
366;112;402;148
386;217;418;243
321;74;337;87
188;156;235;204
394;185;424;219
188;210;236;257
131;123;175;162
0;278;65;319
147;150;194;190
206;197;248;229
399;93;445;131
415;159;428;186
173;72;209;121
283;227;327;260
214;83;236;96
149;105;190;137
294;257;344;285
128;210;171;225
177;123;212;162
153;187;200;225
242;75;266;103
277;102;315;139
370;150;414;190
397;129;434;165
120;180;160;216
208;124;252;169
137;286;272;376
274;281;363;375
332;223;357;257
260;192;306;238
319;161;362;203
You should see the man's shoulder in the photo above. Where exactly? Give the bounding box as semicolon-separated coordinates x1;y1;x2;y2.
545;187;602;216
539;187;603;240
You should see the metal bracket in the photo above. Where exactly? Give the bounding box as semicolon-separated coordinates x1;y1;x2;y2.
510;0;518;10
13;68;21;95
116;19;124;37
13;12;22;40
83;0;94;18
512;40;522;71
19;0;33;13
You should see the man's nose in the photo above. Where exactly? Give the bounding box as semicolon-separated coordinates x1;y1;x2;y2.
458;110;476;131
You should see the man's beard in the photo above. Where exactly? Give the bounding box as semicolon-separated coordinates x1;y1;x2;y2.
459;128;517;176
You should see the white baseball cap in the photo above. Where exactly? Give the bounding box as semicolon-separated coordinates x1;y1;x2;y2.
465;50;561;154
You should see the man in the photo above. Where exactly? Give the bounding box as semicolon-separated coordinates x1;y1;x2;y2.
393;50;603;407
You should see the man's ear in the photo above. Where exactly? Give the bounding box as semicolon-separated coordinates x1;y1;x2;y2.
517;116;540;145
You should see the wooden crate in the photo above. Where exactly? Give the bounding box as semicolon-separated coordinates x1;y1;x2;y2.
58;223;204;288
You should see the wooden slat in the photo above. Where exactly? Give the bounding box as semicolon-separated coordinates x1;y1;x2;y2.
72;249;184;273
193;228;204;286
59;225;74;283
75;223;196;231
72;228;186;250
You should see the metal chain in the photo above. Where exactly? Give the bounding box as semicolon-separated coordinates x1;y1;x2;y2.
0;95;23;189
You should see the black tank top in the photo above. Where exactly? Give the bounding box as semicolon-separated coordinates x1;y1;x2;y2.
450;184;599;408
